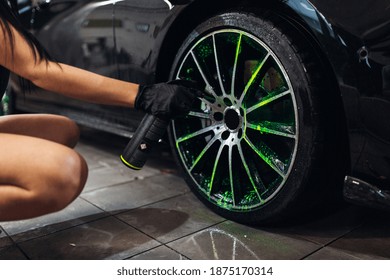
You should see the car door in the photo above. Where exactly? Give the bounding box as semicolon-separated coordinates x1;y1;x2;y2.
111;0;174;84
15;0;125;131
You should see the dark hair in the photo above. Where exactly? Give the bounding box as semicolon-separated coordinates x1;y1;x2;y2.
0;0;51;62
0;0;53;90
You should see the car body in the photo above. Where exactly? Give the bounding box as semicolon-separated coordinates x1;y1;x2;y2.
10;0;390;224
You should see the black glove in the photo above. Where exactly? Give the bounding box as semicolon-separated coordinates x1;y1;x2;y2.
135;80;204;118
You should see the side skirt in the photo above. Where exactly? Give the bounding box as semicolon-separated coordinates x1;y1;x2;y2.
344;176;390;211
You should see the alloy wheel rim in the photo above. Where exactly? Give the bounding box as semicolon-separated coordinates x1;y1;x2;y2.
172;29;299;211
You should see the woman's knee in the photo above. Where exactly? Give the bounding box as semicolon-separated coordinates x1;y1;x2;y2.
38;150;88;212
59;151;88;207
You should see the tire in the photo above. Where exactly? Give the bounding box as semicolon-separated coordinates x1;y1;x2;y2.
168;11;335;225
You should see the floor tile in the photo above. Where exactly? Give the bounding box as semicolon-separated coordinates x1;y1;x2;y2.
116;192;225;243
262;205;369;246
128;245;188;260
0;245;27;260
18;217;160;260
0;198;107;243
305;247;362;260
75;141;120;171
82;164;161;192
0;227;13;249
81;174;189;213
77;133;176;174
322;211;390;259
167;221;321;260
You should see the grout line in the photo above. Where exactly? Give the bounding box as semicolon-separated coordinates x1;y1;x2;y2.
300;223;366;260
80;172;178;195
0;226;30;259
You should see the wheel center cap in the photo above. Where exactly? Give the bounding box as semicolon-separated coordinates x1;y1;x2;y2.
224;108;241;131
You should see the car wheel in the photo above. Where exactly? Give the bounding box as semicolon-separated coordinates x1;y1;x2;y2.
168;11;334;225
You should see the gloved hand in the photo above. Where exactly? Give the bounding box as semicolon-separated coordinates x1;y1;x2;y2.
135;80;204;118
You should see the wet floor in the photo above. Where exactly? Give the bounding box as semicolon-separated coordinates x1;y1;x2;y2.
0;128;389;260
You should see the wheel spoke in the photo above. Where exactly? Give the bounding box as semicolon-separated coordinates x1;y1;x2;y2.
237;142;264;203
238;53;270;104
191;51;218;97
199;93;222;111
212;35;227;96
188;110;211;119
247;121;296;139
228;144;236;206
208;143;225;195
189;133;221;172
244;136;287;177
231;33;242;97
176;124;219;143
246;89;291;114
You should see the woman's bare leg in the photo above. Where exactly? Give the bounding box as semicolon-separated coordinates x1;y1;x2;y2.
0;133;88;221
0;114;80;147
0;114;88;221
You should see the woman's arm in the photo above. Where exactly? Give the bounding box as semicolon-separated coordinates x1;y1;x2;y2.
0;23;138;107
0;21;202;118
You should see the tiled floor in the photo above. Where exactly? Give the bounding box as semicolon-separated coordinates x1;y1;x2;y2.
0;129;389;260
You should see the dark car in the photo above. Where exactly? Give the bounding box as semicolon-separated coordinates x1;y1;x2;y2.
7;0;390;225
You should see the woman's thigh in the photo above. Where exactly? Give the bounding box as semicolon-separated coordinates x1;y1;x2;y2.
0;114;80;147
0;133;88;220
